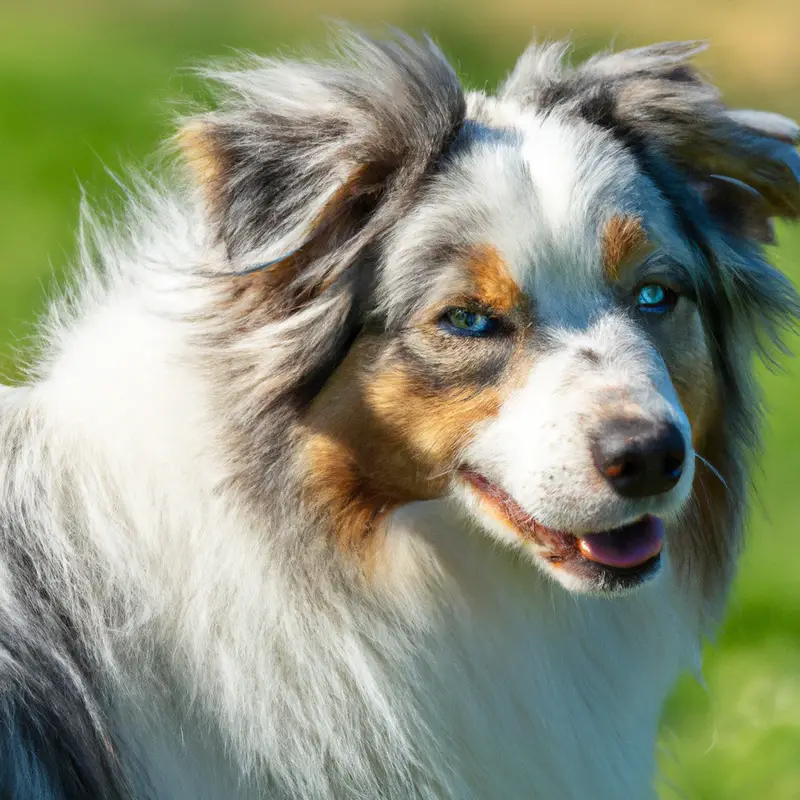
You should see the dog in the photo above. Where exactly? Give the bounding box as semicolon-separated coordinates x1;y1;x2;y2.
1;28;798;799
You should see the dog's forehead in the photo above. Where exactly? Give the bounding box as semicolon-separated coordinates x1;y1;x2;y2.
383;105;699;325
432;110;694;306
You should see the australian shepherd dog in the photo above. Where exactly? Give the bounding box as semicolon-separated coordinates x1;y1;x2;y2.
0;29;798;799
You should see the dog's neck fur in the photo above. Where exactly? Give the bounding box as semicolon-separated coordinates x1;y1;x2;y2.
123;508;699;800
7;273;701;799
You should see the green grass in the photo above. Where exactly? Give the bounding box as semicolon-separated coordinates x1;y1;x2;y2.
2;6;799;797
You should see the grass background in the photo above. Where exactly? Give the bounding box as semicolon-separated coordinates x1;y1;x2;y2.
2;2;798;796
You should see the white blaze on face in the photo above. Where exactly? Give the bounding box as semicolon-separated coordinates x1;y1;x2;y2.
463;311;695;540
454;111;696;553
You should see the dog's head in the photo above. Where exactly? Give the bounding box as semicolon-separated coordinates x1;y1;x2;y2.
184;32;799;605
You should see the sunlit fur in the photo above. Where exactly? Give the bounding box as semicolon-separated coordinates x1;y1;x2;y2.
1;30;798;799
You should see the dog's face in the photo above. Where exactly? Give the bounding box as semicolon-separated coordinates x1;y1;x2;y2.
304;115;714;594
186;34;799;601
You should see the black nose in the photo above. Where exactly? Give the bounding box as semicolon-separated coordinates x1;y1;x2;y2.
591;418;686;498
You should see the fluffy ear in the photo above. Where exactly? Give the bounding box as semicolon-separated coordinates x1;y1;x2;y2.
501;41;800;243
181;32;465;492
181;30;464;303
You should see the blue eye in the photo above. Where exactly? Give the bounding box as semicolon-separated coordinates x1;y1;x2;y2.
636;283;678;314
440;308;498;336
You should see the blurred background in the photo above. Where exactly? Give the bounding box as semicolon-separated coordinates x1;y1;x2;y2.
2;1;798;796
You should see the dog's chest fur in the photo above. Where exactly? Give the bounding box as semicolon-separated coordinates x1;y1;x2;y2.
115;501;697;800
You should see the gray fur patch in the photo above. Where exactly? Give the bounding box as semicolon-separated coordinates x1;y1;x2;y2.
190;30;467;498
0;471;131;799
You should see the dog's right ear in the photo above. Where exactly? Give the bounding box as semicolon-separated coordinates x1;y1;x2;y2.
180;31;464;313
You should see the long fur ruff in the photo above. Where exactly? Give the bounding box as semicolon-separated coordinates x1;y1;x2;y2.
1;29;798;799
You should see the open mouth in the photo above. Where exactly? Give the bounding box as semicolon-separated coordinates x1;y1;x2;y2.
461;469;664;590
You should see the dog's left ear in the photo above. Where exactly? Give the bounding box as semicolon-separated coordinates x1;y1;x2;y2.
501;41;800;245
174;32;466;478
179;31;464;312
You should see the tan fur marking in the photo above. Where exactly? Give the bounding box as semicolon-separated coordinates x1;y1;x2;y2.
674;371;719;449
465;244;524;311
672;407;738;608
664;313;719;450
217;253;308;330
179;123;225;209
311;162;385;234
672;378;731;595
301;336;507;552
602;215;650;281
662;320;735;604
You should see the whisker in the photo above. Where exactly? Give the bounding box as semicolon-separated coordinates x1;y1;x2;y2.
694;453;730;493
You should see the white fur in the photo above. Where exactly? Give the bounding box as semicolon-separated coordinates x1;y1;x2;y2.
464;311;695;592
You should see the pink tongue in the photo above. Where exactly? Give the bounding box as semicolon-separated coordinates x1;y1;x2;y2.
577;517;664;568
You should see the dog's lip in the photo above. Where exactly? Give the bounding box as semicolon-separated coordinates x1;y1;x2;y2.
459;469;664;570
